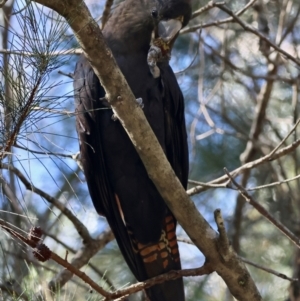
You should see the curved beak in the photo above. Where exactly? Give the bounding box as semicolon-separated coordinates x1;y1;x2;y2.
157;17;183;43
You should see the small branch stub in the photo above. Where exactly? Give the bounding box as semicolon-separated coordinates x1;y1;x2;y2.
214;209;232;262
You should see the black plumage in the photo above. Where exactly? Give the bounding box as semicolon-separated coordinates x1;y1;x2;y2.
74;1;191;300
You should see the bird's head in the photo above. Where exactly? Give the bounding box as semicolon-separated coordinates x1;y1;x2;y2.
103;0;191;55
151;0;192;57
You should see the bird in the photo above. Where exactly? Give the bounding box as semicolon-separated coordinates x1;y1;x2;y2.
73;0;191;300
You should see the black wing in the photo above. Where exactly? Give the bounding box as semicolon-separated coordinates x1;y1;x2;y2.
74;55;147;278
160;62;189;188
74;54;188;301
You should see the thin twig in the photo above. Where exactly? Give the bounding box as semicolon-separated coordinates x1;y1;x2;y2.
268;118;300;157
177;237;297;282
191;173;300;192
183;0;257;32
175;41;199;75
0;281;29;301
57;70;74;79
0;75;42;160
241;257;297;282
187;138;300;196
0;163;91;242
177;236;195;245
214;3;300;66
31;106;75;116
203;40;294;84
104;264;213;300
192;1;225;19
14;143;77;159
0;48;82;56
224;168;300;249
48;228;114;292
188;179;229;188
240;61;278;163
246;174;300;191
183;1;300;67
44;229;115;290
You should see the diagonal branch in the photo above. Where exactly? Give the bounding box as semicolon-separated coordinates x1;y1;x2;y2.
0;163;91;242
188;137;300;196
224;168;300;248
182;0;258;32
214;3;300;66
48;228;114;292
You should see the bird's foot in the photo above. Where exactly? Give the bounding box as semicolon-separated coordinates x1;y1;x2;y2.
111;113;118;121
147;45;162;78
135;97;144;109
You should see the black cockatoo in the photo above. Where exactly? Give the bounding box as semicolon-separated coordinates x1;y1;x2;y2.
74;0;191;300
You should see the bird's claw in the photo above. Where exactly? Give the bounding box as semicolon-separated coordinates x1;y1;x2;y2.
147;45;162;78
135;97;144;109
111;113;118;121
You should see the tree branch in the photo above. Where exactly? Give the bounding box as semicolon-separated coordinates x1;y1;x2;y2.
188;137;300;196
0;163;91;242
214;3;300;66
224;168;300;248
49;228;114;292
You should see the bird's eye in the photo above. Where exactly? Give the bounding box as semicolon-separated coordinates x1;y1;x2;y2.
151;9;158;18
